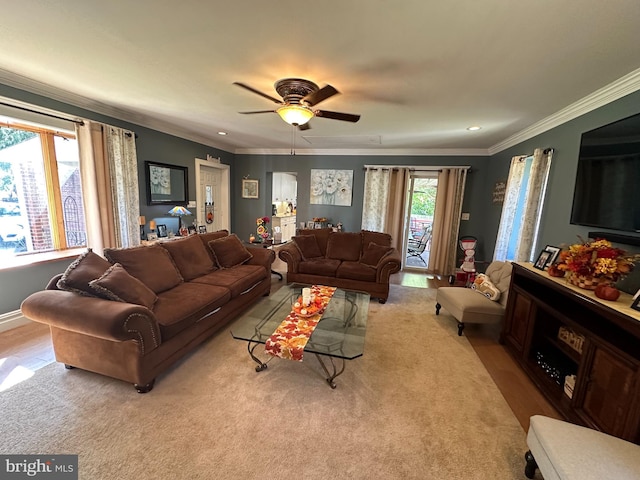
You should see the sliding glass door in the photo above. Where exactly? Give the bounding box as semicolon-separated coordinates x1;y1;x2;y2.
404;173;438;270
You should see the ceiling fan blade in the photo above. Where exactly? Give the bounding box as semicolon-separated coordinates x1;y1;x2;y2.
315;110;361;123
233;82;283;104
239;110;276;114
298;123;311;131
303;85;339;106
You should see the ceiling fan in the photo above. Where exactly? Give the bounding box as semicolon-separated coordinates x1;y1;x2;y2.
233;78;361;130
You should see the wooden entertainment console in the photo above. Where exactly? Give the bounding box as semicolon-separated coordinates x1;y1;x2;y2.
501;262;640;443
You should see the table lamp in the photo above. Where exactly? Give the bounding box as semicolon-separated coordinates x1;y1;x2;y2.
139;216;146;240
168;206;192;233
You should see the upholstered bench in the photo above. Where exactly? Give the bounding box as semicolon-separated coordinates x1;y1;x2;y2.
435;260;512;335
525;415;640;479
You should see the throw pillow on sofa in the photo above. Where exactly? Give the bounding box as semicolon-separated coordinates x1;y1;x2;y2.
57;249;112;297
104;245;183;294
326;232;362;261
360;242;394;267
208;234;253;269
89;263;158;309
161;234;216;281
292;234;323;260
362;230;392;248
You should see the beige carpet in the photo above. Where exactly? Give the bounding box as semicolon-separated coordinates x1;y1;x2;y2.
1;285;528;479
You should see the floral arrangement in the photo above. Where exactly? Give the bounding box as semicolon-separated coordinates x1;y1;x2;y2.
256;216;270;241
556;237;638;280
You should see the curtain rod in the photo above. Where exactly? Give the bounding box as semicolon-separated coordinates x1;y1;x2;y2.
0;100;84;125
363;165;471;171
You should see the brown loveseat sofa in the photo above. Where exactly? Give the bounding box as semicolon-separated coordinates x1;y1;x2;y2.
278;228;401;303
20;231;274;393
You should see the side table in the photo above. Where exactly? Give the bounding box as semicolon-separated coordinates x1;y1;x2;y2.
244;240;287;281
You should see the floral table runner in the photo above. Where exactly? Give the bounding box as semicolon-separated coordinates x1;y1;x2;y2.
264;285;337;361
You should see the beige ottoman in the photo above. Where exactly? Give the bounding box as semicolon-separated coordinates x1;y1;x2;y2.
526;415;640;479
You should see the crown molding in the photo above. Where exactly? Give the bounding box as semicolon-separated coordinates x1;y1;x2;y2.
234;147;490;156
2;66;638;158
488;67;640;155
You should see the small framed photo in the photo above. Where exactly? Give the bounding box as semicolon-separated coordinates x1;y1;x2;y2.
242;179;259;199
543;245;561;266
157;224;168;238
307;220;314;229
534;249;552;270
146;232;158;241
198;225;207;234
187;225;197;235
632;289;640;312
314;222;322;229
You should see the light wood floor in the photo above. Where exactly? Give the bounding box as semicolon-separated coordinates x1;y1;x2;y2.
0;268;559;433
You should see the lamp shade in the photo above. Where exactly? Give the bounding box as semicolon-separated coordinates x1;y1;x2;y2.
276;105;314;126
168;206;192;216
139;216;146;226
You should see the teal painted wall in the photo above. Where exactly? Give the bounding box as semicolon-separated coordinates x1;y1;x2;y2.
233;153;492;258
484;90;640;293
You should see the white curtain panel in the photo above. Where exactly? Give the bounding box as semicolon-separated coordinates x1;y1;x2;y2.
493;148;553;262
76;121;140;253
361;167;391;232
515;148;553;261
493;156;527;261
105;126;141;248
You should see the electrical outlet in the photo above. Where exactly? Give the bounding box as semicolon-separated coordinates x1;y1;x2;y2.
461;213;470;221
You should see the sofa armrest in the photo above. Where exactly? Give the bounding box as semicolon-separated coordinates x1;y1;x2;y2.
278;243;302;273
246;247;275;275
376;249;402;283
21;290;161;353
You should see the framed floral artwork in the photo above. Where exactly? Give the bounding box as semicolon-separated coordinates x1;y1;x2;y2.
310;169;353;206
242;179;259;199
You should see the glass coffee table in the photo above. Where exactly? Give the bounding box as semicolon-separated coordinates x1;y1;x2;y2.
230;284;370;388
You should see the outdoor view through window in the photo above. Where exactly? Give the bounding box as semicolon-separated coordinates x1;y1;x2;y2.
0;121;85;260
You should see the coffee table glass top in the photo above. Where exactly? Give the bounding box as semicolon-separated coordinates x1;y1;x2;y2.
230;284;370;359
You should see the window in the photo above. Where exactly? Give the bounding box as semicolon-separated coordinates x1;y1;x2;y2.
0;120;85;258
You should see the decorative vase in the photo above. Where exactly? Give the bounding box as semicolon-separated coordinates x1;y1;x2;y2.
567;273;611;290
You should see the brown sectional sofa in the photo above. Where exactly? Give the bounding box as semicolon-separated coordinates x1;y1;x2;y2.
278;228;401;303
20;231;274;393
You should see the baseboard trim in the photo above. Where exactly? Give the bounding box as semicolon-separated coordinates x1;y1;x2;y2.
0;310;31;333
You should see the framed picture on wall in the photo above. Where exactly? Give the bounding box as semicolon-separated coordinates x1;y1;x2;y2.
145;161;188;205
242;179;259;199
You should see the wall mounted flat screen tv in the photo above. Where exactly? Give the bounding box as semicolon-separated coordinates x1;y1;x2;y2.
570;112;640;232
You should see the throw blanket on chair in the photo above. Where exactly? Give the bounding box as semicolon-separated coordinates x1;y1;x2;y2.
265;285;336;361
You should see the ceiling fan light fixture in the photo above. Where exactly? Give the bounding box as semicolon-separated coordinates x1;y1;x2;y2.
276;105;314;126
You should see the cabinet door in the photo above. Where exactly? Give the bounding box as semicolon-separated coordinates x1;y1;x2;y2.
579;345;639;439
503;291;533;354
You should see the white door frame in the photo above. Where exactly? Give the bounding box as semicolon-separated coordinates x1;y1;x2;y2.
195;157;230;232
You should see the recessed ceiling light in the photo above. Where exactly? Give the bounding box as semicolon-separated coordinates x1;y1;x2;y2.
467;126;482;131
217;131;227;135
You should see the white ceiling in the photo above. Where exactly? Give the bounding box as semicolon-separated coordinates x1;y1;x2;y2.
1;1;640;155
